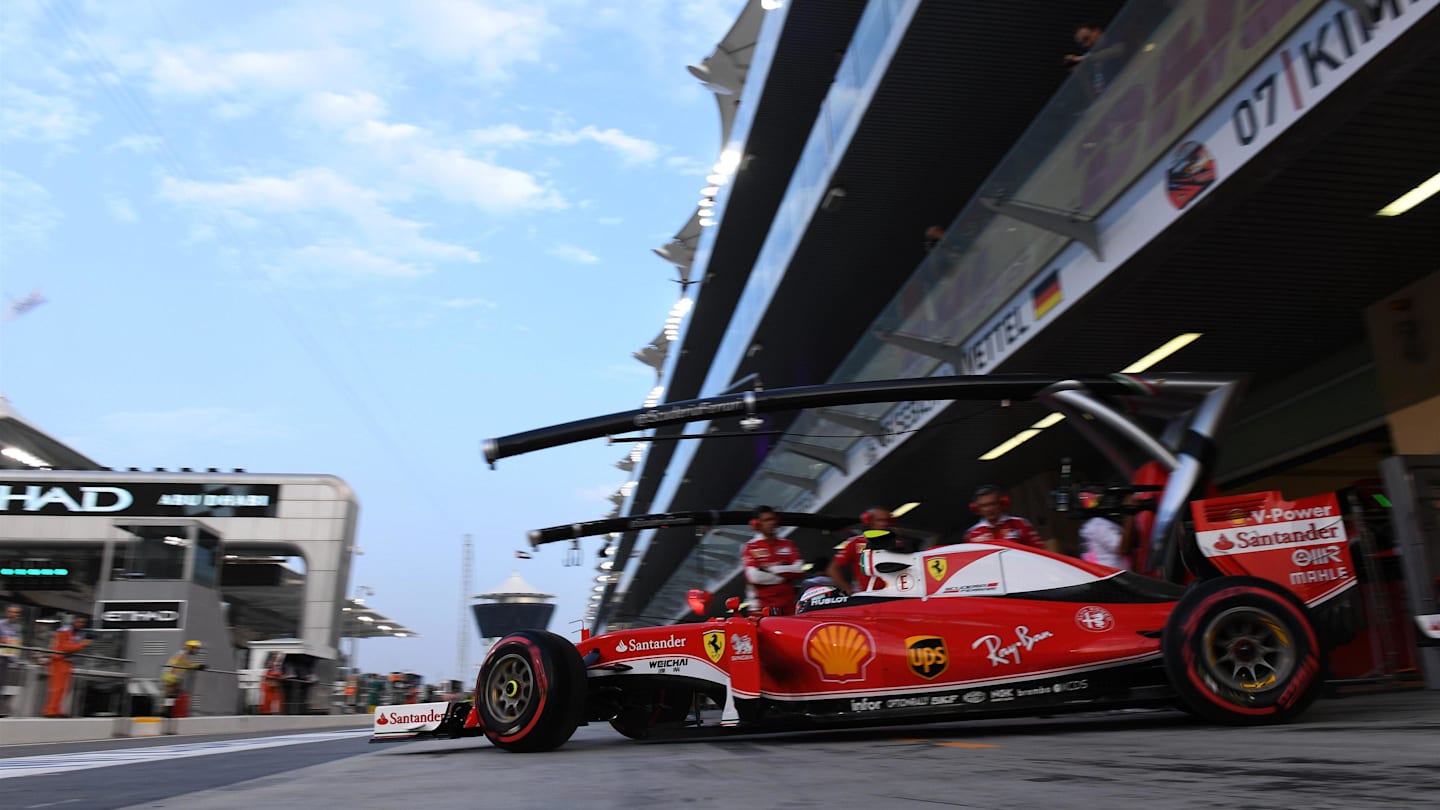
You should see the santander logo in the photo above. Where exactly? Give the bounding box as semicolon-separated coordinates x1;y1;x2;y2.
378;708;444;725
1213;535;1235;551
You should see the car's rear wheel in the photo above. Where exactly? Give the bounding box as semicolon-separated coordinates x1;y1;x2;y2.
1163;576;1321;725
476;630;586;752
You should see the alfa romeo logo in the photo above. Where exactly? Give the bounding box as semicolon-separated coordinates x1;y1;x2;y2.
1075;605;1115;633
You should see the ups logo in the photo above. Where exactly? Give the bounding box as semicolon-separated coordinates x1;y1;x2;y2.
906;635;948;679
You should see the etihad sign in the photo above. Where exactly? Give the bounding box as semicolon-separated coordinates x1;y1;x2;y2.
0;485;132;513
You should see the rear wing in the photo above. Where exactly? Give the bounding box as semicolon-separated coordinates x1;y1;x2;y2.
485;374;1247;582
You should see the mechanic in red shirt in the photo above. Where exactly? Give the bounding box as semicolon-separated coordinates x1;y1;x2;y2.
741;506;806;615
827;507;923;594
964;484;1046;550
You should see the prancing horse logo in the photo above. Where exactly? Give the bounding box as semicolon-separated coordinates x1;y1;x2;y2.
703;629;725;663
927;558;948;581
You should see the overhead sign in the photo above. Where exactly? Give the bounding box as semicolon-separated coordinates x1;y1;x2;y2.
0;482;280;517
95;600;187;630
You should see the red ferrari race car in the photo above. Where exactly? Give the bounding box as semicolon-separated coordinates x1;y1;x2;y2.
377;374;1360;752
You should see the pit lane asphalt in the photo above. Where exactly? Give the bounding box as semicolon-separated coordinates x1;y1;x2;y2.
5;692;1437;809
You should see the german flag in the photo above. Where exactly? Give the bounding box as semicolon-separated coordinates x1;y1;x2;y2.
1031;270;1063;320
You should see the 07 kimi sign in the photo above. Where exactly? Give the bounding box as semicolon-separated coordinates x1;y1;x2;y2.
95;600;187;630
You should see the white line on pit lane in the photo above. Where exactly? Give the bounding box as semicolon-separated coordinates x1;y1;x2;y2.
0;728;373;781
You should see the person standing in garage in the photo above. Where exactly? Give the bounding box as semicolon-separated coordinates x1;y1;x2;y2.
43;615;92;717
742;506;806;616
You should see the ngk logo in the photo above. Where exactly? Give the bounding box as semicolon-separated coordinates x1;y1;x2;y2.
1292;546;1342;567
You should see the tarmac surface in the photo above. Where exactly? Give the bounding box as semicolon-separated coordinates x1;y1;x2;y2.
2;691;1437;809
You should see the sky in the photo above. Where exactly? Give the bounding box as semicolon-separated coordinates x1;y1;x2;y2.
0;0;749;682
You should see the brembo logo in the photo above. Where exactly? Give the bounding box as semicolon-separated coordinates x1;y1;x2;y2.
0;485;133;513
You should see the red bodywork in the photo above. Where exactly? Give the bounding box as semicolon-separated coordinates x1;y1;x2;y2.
574;542;1181;726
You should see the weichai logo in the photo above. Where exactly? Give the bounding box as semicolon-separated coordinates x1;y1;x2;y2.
906;635;948;679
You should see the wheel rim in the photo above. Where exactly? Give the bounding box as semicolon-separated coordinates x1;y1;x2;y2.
483;652;536;725
1201;606;1297;694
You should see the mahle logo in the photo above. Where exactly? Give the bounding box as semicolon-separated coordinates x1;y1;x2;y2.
905;635;948;679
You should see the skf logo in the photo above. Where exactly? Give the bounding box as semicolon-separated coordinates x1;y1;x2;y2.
905;635;948;680
703;629;725;663
804;623;875;683
926;558;947;582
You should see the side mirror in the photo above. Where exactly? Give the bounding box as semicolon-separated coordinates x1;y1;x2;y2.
686;589;712;616
725;596;742;615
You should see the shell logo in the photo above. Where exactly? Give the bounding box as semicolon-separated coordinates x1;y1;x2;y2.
804;623;876;683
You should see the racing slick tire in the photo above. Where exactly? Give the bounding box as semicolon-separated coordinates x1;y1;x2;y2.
477;630;587;752
1162;576;1322;725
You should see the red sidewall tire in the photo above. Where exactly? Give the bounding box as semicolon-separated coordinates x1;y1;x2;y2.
1163;577;1321;725
476;630;586;752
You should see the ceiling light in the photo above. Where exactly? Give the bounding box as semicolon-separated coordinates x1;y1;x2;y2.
979;429;1042;461
699;218;716;227
2;446;51;468
377;625;391;631
701;186;719;196
1121;333;1201;373
1032;413;1066;429
891;502;920;518
716;148;742;175
705;174;727;185
1377;170;1440;216
395;632;408;637
357;615;374;623
698;199;714;208
761;0;783;9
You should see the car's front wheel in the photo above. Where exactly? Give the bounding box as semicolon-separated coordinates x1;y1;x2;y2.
476;630;586;752
1162;576;1321;725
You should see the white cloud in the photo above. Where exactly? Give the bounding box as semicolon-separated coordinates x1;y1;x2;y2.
0;169;61;257
440;297;497;309
267;244;428;285
106;196;139;224
299;90;388;128
159;167;482;265
142;45;368;114
472;123;662;166
470;123;537;146
665;155;712;176
399;0;556;80
554;126;660;166
98;406;290;448
107;134;163;153
0;84;95;143
401;147;566;212
546;245;599;265
346;120;423;144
